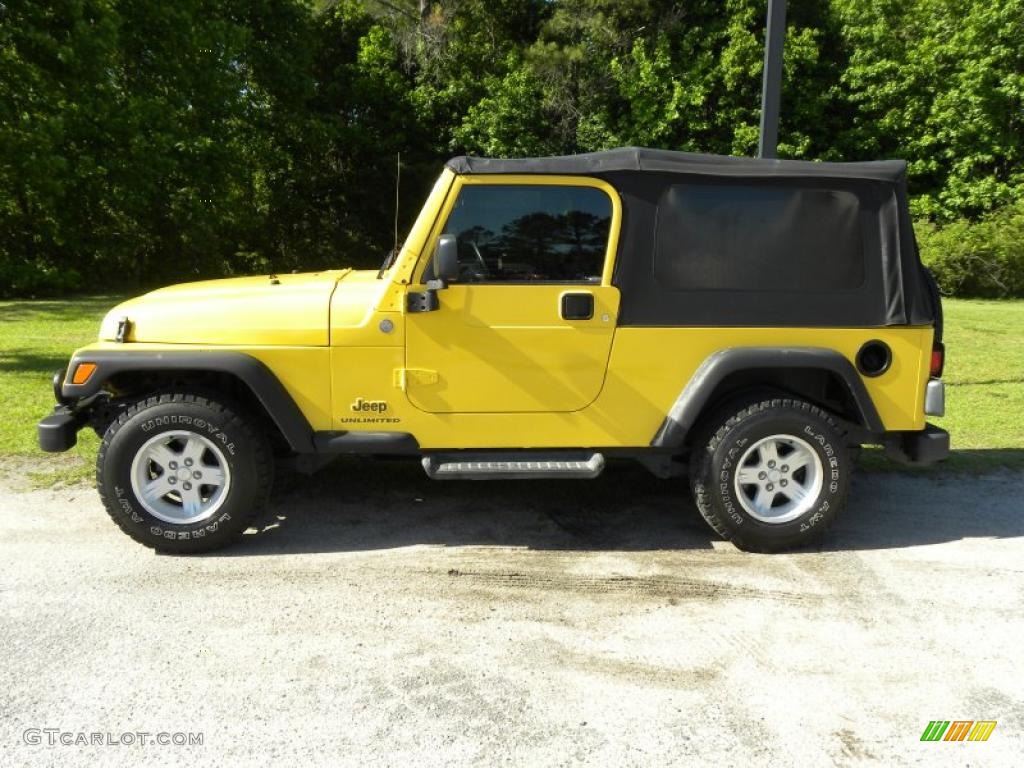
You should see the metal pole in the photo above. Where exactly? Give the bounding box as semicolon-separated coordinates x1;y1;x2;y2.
758;0;786;158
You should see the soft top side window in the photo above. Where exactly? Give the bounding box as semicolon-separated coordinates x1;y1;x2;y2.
654;181;866;292
440;183;612;284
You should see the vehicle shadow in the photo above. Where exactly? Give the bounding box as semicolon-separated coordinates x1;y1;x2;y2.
0;348;73;374
0;296;123;318
226;459;715;555
209;454;1024;557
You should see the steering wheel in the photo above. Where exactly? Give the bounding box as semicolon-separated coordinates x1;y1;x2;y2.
466;240;490;280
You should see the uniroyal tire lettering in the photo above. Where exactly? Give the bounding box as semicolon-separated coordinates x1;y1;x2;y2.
140;415;221;433
114;486;144;523
98;393;280;552
717;438;747;525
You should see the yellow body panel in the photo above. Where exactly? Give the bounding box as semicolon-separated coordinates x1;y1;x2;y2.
99;271;347;346
403;173;623;413
387;169;458;291
329;326;930;448
71;169;934;452
330;269;406;347
404;284;620;412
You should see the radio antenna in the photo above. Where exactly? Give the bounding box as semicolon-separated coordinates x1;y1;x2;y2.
393;151;401;254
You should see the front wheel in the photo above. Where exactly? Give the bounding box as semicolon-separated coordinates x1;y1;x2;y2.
97;393;273;553
689;397;851;552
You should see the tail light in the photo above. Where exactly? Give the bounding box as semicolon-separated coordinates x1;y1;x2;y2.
930;343;945;378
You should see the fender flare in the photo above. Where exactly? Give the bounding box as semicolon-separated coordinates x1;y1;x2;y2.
61;350;315;452
650;347;885;448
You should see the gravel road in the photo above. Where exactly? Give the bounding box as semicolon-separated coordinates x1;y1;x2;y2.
1;460;1022;767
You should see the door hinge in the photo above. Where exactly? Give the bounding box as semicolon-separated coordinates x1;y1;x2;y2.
394;368;438;390
407;282;445;313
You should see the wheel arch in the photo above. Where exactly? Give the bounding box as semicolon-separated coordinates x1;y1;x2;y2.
61;351;314;453
651;347;884;449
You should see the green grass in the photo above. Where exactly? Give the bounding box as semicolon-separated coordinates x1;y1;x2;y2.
0;296;122;485
923;299;1024;470
0;296;1021;486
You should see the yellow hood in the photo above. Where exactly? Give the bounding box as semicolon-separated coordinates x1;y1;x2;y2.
100;270;351;346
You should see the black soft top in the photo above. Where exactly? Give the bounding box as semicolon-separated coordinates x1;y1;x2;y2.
446;147;907;183
444;148;934;328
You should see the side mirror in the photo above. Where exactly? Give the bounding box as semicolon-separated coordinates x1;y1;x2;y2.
408;235;458;314
433;234;459;284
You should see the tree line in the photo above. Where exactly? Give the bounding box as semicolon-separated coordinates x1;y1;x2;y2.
1;0;1022;297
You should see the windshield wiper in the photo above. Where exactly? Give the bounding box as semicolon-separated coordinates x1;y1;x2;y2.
376;246;401;279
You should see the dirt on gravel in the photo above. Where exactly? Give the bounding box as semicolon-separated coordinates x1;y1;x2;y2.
1;459;1022;767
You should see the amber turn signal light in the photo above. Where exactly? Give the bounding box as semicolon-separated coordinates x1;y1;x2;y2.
71;362;97;385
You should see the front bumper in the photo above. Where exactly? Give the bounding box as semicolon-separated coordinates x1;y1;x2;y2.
38;405;85;452
884;423;950;466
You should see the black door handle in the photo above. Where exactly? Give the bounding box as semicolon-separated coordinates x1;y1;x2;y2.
561;292;594;320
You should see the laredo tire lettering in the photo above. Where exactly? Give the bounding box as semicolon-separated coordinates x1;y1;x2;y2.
96;392;271;554
689;396;850;553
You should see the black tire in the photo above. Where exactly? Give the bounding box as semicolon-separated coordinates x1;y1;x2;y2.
689;397;851;552
97;393;272;553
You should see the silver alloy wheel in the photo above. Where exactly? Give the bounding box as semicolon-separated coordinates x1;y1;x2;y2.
129;430;231;524
733;434;823;524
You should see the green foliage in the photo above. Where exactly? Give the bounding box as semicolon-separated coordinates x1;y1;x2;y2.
0;260;82;297
0;0;416;295
452;64;558;156
1;0;1022;297
833;0;1024;218
917;202;1024;297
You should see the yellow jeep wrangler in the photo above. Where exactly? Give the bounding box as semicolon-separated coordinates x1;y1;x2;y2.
38;148;948;553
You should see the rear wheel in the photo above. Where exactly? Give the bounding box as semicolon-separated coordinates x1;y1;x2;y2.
97;393;272;553
690;397;850;552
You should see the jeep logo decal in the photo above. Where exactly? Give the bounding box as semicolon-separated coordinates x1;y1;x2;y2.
350;397;388;413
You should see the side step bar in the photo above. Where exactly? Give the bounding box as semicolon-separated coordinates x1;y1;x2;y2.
422;451;605;480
